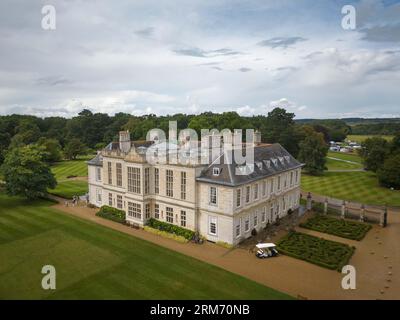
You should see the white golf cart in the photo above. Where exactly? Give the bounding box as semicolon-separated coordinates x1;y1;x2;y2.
255;243;279;259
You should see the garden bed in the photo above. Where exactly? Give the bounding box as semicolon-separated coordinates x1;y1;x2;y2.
96;205;126;224
300;214;371;241
146;218;195;240
277;232;355;271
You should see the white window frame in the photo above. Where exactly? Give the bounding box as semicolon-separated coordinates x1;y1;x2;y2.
245;186;250;203
96;188;102;203
208;216;217;236
244;216;250;232
209;186;217;205
180;210;186;227
96;167;102;182
235;218;241;238
253;184;259;200
236;188;241;207
166;207;174;223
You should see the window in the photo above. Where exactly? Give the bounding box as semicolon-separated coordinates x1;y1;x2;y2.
127;167;141;194
108;193;113;206
235;219;241;238
262;207;266;223
145;203;150;219
253;184;259;200
180;210;186;227
96;167;102;181
270;179;274;194
107;162;112;184
262;181;267;197
284;173;287;189
295;170;299;184
278;175;281;191
270;203;274;220
254;212;258;227
236;188;241;207
290;171;294;186
144;167;150;194
213;167;220;176
154;204;160;219
154;168;159;194
117;195;123;209
244;216;250;232
166;207;173;223
115;163;122;187
180;172;186;200
209;216;217;235
245;186;250;203
209;186;217;205
166;170;173;197
96;189;102;203
128;202;141;219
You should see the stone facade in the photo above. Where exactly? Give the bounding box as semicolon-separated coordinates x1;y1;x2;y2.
88;131;302;245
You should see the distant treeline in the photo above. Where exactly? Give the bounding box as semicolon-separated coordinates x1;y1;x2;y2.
350;123;400;135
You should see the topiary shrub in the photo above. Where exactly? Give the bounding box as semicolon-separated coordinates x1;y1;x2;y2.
146;218;195;240
96;205;126;224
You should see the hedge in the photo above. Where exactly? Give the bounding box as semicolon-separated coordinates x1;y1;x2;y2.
144;226;188;243
277;231;355;271
96;205;126;224
146;218;195;240
300;214;372;241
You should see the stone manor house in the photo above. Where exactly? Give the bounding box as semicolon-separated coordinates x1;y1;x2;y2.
88;130;303;245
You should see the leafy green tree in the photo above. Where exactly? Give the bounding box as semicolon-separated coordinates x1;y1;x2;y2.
37;137;62;163
64;138;86;160
0;145;57;199
359;137;389;172
391;132;400;154
298;127;328;175
377;154;400;189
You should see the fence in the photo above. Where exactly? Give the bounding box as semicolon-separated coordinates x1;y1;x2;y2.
303;193;388;227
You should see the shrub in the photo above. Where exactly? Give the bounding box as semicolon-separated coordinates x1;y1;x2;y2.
251;228;257;236
96;205;126;224
144;226;188;243
277;231;355;271
300;214;371;241
146;218;195;240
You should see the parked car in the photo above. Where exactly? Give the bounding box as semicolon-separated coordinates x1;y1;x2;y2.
255;243;279;259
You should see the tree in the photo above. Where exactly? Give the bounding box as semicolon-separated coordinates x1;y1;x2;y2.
0;145;57;199
298;127;328;175
359;137;389;172
391;132;400;154
64;139;86;160
377;154;400;189
37;137;62;163
261;108;301;156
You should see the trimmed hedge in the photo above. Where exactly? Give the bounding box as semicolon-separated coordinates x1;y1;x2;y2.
277;231;355;271
300;214;372;241
96;205;126;224
144;226;188;243
146;218;195;240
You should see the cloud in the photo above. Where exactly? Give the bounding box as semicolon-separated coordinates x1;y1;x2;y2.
35;76;72;86
359;23;400;42
172;46;242;58
257;36;307;48
269;98;307;112
134;27;155;38
238;67;252;72
236;105;256;116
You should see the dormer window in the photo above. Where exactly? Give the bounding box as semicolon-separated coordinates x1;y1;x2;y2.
213;167;221;176
256;161;263;170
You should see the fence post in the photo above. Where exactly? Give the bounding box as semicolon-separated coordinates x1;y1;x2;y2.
360;204;365;222
324;198;328;215
380;205;388;227
341;200;346;219
306;192;312;211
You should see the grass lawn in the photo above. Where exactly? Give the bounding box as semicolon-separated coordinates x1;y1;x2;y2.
346;135;394;143
325;158;363;171
277;232;355;271
301;171;400;207
300;215;372;241
49;156;90;199
49;180;88;199
0;193;291;300
327;151;362;164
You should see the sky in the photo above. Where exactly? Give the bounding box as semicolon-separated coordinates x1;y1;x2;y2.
0;0;399;119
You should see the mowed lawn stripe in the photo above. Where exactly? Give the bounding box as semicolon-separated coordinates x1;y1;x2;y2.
0;193;291;300
301;171;400;206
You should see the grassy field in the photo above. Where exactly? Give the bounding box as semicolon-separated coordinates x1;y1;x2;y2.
301;171;400;206
300;215;372;241
346;135;394;143
277;232;354;271
327;151;362;164
49;156;90;199
0;193;291;300
325;158;363;171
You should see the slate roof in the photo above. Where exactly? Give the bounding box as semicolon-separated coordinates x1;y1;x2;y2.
196;143;303;187
87;153;103;166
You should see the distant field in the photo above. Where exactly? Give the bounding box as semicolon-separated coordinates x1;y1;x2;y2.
346;135;394;143
49;157;90;199
0;193;290;300
301;171;400;207
325;158;363;171
327;151;362;163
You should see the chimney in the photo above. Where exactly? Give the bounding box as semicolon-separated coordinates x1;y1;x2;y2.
119;130;131;153
253;130;261;146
